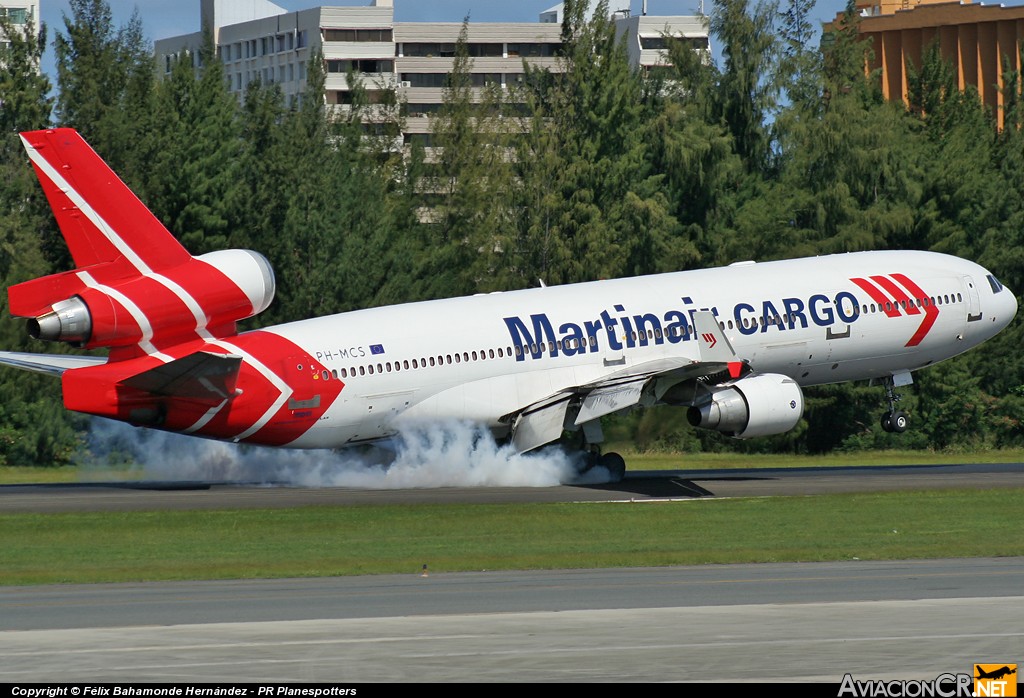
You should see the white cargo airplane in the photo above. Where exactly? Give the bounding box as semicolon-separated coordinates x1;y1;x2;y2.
0;129;1017;480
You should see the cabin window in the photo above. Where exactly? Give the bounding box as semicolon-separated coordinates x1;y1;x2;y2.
446;355;452;364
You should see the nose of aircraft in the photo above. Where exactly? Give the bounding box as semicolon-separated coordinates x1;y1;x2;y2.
988;277;1018;334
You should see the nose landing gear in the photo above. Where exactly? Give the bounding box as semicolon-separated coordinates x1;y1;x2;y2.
880;375;909;433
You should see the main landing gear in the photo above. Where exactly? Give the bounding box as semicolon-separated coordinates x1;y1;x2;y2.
583;448;626;482
572;419;626;482
879;376;909;434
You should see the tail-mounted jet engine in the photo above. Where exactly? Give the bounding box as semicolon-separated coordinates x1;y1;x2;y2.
22;249;276;349
687;373;804;438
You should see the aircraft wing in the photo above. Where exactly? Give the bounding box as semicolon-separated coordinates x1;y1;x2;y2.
0;350;107;377
509;312;749;452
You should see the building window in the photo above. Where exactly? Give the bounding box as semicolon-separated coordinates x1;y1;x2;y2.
507;43;560;57
401;73;448;88
0;7;29;24
327;59;394;74
403;43;455;57
323;28;393;42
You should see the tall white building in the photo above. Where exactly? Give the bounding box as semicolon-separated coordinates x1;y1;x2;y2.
154;0;708;138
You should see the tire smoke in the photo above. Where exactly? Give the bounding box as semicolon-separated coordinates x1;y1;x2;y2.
76;418;613;488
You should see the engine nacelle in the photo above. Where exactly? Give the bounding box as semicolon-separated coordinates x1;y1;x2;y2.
687;373;804;439
195;249;276;317
26;250;276;349
29;297;92;344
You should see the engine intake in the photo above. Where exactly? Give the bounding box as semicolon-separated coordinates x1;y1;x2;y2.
687;373;804;438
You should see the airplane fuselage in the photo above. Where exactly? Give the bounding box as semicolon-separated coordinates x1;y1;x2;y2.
116;249;1008;449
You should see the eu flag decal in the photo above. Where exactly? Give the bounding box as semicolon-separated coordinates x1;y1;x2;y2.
370;344;385;355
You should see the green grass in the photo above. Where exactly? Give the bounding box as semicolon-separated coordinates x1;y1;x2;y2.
3;489;1022;585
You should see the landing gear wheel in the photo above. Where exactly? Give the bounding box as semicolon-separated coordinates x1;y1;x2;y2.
599;452;626;483
880;410;908;433
890;410;908;433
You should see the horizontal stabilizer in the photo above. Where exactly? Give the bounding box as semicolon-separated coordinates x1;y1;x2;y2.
0;350;107;377
119;351;242;402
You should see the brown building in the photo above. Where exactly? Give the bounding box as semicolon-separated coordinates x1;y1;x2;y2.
831;0;1024;128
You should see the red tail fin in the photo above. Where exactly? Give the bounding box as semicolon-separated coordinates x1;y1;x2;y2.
19;128;191;270
9;129;275;357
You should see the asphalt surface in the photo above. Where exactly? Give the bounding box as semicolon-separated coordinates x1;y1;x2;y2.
2;462;1022;682
1;461;1022;512
2;560;1023;682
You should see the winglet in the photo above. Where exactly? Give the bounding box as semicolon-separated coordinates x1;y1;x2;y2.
692;311;743;378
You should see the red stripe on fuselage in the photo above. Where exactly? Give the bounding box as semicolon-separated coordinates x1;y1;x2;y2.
889;273;940;347
869;275;921;316
62;331;344;447
850;277;901;317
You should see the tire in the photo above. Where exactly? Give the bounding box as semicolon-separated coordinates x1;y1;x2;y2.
880;413;893;433
600;452;626;483
890;410;908;433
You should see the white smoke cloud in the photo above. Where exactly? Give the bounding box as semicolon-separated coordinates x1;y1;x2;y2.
77;418;614;488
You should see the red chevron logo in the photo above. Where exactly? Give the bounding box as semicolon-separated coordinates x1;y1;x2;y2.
701;332;717;349
849;274;939;347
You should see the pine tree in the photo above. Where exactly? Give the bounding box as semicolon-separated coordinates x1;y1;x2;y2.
0;17;87;464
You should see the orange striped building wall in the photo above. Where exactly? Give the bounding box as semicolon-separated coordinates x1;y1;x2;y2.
829;0;1024;128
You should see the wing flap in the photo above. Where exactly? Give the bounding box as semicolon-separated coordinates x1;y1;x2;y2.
574;379;646;425
511;392;573;453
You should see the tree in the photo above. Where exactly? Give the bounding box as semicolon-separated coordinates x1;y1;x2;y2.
509;0;689;287
54;0;154;174
0;17;86;464
710;0;779;174
145;29;243;255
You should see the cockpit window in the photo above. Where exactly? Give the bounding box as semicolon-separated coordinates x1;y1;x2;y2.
987;274;1004;293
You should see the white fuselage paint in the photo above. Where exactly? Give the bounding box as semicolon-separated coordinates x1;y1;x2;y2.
259;251;1016;448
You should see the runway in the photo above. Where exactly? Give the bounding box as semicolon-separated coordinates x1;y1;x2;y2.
2;559;1023;681
2;463;1022;681
2;461;1023;512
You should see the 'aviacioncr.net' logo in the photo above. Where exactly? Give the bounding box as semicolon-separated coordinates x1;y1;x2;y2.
974;664;1018;697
